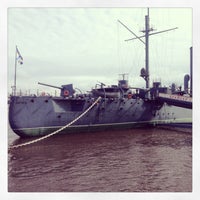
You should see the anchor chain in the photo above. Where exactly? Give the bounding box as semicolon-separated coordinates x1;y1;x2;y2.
8;96;101;151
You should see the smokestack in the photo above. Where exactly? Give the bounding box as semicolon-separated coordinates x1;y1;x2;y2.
190;47;192;96
184;74;190;94
171;83;176;94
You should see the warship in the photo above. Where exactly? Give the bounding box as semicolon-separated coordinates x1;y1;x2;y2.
9;9;192;137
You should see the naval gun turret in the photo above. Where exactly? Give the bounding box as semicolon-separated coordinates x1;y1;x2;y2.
38;82;75;97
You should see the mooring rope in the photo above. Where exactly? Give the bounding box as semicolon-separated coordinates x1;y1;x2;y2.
8;96;101;151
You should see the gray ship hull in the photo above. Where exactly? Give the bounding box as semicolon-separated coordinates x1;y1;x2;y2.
9;95;192;137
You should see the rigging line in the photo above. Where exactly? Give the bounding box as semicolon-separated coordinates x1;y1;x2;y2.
133;46;143;77
118;20;145;45
117;22;129;75
117;20;127;75
117;20;122;73
125;27;178;41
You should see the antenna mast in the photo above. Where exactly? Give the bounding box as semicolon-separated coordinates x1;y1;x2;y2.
144;8;150;88
118;8;177;90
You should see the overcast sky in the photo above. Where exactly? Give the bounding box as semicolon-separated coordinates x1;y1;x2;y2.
8;8;192;95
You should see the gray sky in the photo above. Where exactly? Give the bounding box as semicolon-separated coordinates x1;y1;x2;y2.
8;8;192;95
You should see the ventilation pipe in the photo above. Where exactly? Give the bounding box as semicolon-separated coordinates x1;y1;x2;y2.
184;74;190;94
190;47;192;97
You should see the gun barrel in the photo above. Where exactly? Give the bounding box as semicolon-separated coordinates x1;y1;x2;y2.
38;82;62;89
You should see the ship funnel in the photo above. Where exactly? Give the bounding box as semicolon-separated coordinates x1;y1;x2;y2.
171;83;176;93
184;74;190;94
190;47;192;96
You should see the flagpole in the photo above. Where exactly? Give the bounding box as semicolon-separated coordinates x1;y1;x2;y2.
14;45;17;96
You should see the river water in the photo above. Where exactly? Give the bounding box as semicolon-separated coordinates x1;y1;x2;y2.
8;126;192;192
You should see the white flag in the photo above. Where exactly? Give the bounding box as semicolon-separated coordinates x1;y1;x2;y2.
16;46;23;65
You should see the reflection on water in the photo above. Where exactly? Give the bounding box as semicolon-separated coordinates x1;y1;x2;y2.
8;127;192;192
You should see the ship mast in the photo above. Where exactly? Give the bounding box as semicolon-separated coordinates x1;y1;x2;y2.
13;46;23;96
144;8;150;88
118;8;178;90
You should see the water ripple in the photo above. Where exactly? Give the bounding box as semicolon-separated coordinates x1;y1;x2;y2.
8;127;192;192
